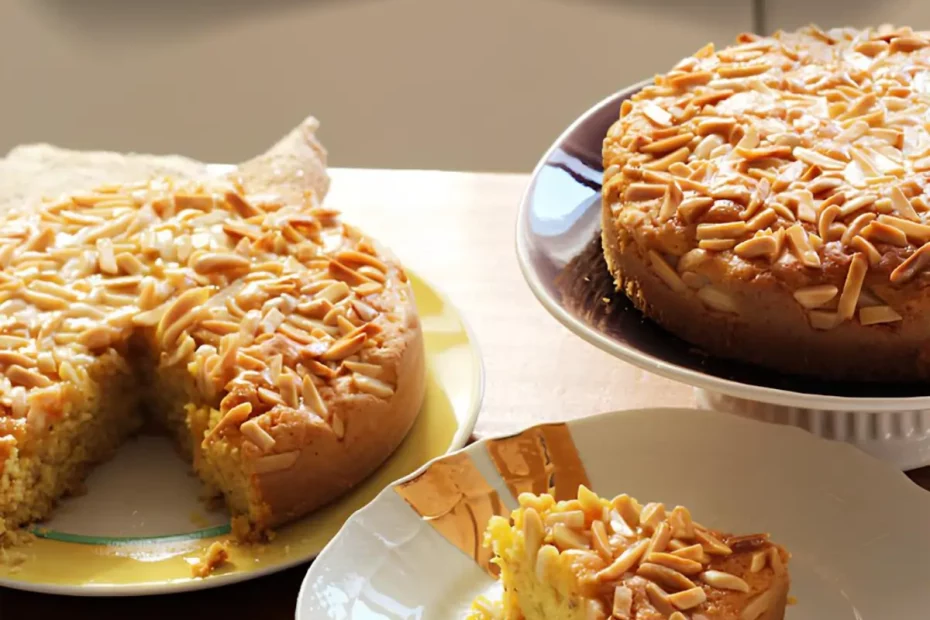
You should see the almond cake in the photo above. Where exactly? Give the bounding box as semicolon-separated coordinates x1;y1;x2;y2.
469;486;790;620
602;25;930;381
0;117;426;541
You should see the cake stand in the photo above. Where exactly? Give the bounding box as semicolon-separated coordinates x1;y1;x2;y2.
515;83;930;470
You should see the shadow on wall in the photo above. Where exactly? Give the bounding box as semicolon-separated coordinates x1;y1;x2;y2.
37;0;754;43
33;0;375;41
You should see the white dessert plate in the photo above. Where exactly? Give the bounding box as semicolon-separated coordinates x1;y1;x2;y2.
0;272;483;596
514;83;930;469
297;407;930;619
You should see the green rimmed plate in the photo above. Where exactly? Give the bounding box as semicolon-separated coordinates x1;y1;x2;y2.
0;271;483;596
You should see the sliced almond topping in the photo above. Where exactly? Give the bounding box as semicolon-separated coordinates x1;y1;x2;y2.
612;585;633;619
353;373;395;399
877;214;930;243
637;562;696;592
740;589;775;620
891;241;930;283
658;182;683;222
837;253;869;321
862;221;908;246
301;374;328;419
859;305;903;325
696;286;739;314
702;569;750;592
890;187;920;221
321;333;367;361
643;103;673;127
785;224;821;268
793;284;838;309
696;221;748;240
695;529;732;556
734;234;778;259
596;539;649;582
647;250;688;293
625;183;667;202
240;419;276;452
793;147;846;170
667;586;707;610
253;450;300;474
646;552;702;575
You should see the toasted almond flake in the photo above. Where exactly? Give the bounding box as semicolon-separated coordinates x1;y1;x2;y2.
21;289;68;311
667;586;707;610
624;183;667;202
697;239;736;251
7;365;52;388
612;585;633;619
696;286;739;314
733;234;778;259
695;529;732;556
677;196;715;223
646;552;702;575
637;562;697;592
793;147;846;170
889;187;920;221
877;214;930;243
695;221;748;240
793;284;838;309
352;373;395;398
740;589;775;620
671;544;706;563
808;310;839;330
645;147;691;172
590;519;613;562
647;250;687;293
596;539;649;582
96;238;118;274
317;281;351;303
701;569;750;592
859;305;903;325
642;133;695;155
241;419;275;452
319;333;366;362
836;253;868;321
643;103;673;127
785;224;821;268
891;241;930;283
862;221;908;246
253;450;300;474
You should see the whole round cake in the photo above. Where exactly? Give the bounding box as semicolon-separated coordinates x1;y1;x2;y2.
0;117;426;540
602;25;930;382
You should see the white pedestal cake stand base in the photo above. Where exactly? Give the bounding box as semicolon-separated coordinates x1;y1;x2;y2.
696;388;930;471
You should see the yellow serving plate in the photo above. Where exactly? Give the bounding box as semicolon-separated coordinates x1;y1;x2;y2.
0;272;483;596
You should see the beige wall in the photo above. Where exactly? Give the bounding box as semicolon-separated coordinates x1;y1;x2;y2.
762;0;930;33
0;1;751;172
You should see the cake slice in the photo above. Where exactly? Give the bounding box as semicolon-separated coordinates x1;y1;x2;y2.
471;486;789;620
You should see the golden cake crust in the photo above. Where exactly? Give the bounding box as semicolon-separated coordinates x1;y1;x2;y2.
602;25;930;381
0;117;426;534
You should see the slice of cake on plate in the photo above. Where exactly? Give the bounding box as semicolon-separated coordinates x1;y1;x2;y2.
470;485;790;620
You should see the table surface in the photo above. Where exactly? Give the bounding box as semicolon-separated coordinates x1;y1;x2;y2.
1;168;927;618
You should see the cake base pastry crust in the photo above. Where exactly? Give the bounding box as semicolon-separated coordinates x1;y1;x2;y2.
0;117;426;540
602;25;930;381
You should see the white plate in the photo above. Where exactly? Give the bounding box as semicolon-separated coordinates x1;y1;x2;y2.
297;407;930;619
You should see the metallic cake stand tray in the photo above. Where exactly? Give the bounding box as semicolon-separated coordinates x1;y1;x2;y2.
515;83;930;470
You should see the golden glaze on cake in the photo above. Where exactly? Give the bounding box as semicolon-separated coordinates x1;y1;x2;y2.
602;25;930;380
0;117;426;539
470;486;790;620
